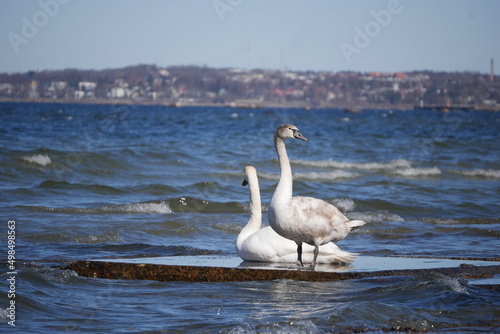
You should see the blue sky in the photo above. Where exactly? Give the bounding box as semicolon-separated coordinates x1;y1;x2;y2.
1;0;499;74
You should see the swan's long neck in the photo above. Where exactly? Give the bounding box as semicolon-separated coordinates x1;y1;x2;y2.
246;173;261;230
272;135;293;203
236;171;262;248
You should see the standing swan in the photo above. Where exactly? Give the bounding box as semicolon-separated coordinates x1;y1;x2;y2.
268;124;366;268
236;165;356;263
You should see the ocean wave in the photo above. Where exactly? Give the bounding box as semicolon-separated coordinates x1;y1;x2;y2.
22;154;52;166
330;197;356;212
93;244;221;257
293;170;359;180
347;211;404;223
33;230;123;246
392;167;442;177
22;197;248;215
36;180;127;195
292;158;411;170
167;197;243;214
108;202;173;214
422;217;500;225
451;169;500;179
24;201;173;215
256;172;279;181
258;170;358;181
73;231;123;244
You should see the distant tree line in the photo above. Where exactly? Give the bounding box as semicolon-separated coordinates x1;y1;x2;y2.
0;64;498;109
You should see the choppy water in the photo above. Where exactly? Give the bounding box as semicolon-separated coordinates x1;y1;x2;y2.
1;102;499;333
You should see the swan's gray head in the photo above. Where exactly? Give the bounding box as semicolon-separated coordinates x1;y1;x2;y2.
274;124;308;142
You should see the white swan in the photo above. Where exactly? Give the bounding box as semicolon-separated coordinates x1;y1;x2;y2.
236;165;356;264
268;124;366;268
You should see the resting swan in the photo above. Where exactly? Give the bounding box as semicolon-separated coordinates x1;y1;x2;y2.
268;124;366;268
236;166;356;263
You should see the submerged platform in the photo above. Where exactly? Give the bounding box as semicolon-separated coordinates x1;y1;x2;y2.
63;256;500;286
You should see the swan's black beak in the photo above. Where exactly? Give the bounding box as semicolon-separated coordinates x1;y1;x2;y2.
293;129;308;142
242;179;248;186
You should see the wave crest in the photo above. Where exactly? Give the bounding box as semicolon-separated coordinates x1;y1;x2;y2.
24;201;173;215
392;167;442;177
22;154;52;166
258;170;358;181
452;169;500;179
292;159;411;170
106;202;173;214
293;171;359;180
330;198;356;212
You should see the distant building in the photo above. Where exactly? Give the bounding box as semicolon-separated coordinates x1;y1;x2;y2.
74;90;85;99
0;83;13;95
109;87;132;99
51;81;67;90
29;80;39;98
78;82;97;91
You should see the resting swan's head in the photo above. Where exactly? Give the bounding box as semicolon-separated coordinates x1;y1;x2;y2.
274;124;308;142
242;165;256;187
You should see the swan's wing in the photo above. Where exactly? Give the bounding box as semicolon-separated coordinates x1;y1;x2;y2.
240;226;298;261
241;226;356;263
290;196;348;225
287;196;355;243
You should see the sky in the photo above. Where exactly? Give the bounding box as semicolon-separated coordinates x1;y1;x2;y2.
1;0;499;74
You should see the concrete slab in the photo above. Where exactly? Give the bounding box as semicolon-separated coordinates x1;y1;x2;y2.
63;256;500;284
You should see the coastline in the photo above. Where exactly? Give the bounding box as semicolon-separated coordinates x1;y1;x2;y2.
2;97;499;112
0;97;413;111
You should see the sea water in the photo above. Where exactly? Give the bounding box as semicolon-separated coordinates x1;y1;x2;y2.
0;103;499;333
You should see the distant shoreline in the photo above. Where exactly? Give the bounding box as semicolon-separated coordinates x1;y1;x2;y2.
1;97;498;112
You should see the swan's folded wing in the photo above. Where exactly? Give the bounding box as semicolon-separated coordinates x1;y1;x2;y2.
290;196;348;224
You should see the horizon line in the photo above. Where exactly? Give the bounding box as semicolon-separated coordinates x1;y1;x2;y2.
0;62;496;76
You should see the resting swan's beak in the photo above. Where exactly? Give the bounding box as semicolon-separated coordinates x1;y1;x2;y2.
242;179;248;186
293;130;308;142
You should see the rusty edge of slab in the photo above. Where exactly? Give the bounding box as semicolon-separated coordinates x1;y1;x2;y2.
62;260;500;285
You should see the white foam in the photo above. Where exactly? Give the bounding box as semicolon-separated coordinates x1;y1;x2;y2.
0;307;8;321
330;198;355;212
348;211;404;223
430;218;460;225
73;231;123;244
258;171;358;181
100;201;173;214
452;169;500;179
292;159;411;171
392;167;441;177
22;154;52;166
293;170;359;181
439;275;469;294
256;172;280;181
121;202;173;214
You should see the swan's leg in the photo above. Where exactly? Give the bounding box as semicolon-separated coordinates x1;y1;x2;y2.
296;242;304;266
311;245;319;269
